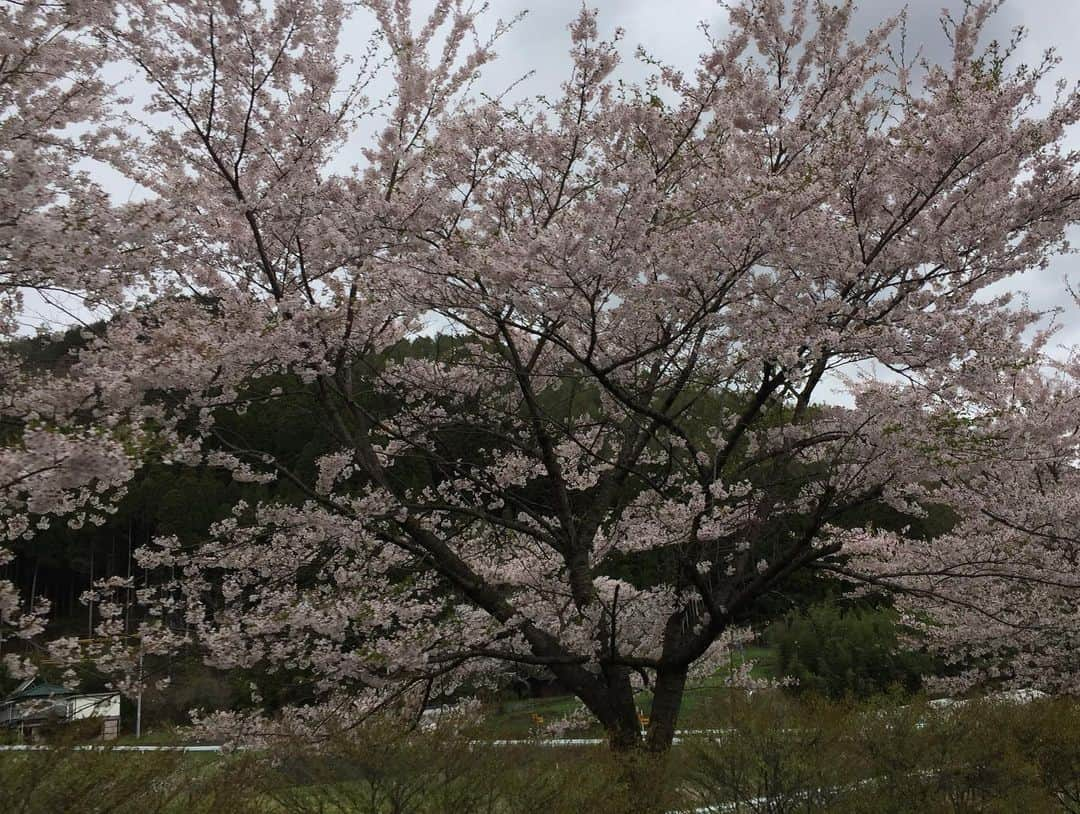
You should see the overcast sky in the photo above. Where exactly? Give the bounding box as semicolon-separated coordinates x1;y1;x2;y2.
458;0;1080;358
473;1;1064;103
389;0;1080;402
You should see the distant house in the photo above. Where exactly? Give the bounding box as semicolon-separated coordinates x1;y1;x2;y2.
0;678;120;741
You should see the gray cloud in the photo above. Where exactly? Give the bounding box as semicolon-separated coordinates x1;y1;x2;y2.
463;0;1078;351
474;0;1033;96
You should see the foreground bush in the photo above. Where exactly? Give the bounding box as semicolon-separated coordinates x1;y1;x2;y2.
680;693;1080;813
262;723;658;814
0;720;670;814
0;747;265;814
1;696;1077;813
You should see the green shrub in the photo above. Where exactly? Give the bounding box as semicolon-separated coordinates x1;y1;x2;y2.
999;697;1080;813
681;693;867;813
0;748;265;814
848;697;1057;812
263;719;670;814
3;696;1078;814
768;600;932;700
682;694;1079;814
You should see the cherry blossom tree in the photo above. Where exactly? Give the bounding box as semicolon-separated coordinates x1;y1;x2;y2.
4;0;1080;758
0;0;142;677
840;352;1080;695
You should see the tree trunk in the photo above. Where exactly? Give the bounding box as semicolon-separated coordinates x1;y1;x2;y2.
606;708;644;752
557;658;685;810
645;666;687;752
602;663;643;749
594;666;682;813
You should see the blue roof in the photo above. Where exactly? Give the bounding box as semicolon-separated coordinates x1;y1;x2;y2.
4;678;72;701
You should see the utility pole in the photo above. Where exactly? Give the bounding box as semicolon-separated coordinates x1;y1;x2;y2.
88;545;94;638
126;518;133;633
135;645;144;739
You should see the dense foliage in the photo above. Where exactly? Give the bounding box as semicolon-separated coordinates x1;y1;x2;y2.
768;599;933;700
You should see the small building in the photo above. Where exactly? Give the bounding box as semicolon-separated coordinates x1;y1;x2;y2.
0;678;120;741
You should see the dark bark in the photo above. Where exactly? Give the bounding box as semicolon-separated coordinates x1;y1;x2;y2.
610;747;675;814
566;663;643;751
607;713;644;752
605;664;642;734
571;661;687;810
645;666;687;752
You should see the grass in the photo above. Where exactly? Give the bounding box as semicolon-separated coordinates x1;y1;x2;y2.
480;645;779;738
480;693;591;738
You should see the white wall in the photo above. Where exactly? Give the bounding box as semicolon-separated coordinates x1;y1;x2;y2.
68;694;120;720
